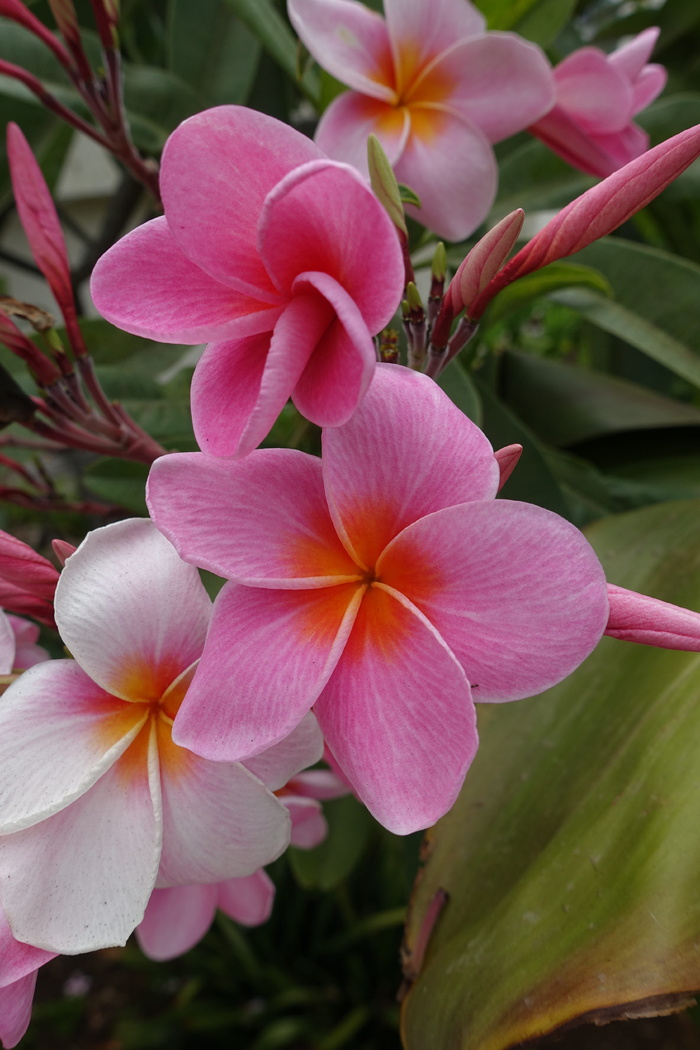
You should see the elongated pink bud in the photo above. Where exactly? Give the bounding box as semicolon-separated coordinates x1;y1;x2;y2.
494;444;523;491
605;583;700;651
0;529;59;626
51;538;77;566
7;123;87;356
469;123;700;319
449;210;524;316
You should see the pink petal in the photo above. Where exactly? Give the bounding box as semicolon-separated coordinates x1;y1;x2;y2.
553;47;633;134
291;273;378;427
0;908;54;987
315;92;410;175
259;160;403;331
243;712;324;791
607;27;659;81
605;584;700;650
0;972;38;1049
91;217;282;344
288;0;395;102
384;0;485;97
0;660;147;834
0;530;58;603
377;500;609;702
217;870;275;926
418;34;555;143
322;364;499;568
56;519;212;704
394;107;497;240
8;614;49;669
136;884;218;960
172;582;363;761
147;449;360;586
285;768;349;800
285;796;328;848
160;106;323;296
190;333;271;458
156;726;290;886
593;122;649;170
631;63;667;114
0;723;162;953
315;584;477;834
528;104;624;178
0;609;15;675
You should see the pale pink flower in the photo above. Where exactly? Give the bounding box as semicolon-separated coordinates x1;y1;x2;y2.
147;365;614;834
529;28;666;177
0;905;55;1048
0;518;327;954
288;0;555;240
91;105;404;458
6;614;49;671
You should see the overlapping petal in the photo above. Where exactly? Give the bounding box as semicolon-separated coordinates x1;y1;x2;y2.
316;93;410;172
322;365;498;567
377;500;609;702
0;609;15;674
285;797;328;848
218;871;275;926
243;712;324;790
315;585;477;834
136;884;217;961
553;48;633;133
384;0;485;82
147;449;359;586
0;724;161;953
56;519;212;703
0;973;38;1049
173;582;363;761
0;908;54;988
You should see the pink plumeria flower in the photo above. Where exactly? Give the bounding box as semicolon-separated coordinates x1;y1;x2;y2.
147;365;613;834
529;28;666;177
0;905;55;1049
288;0;555;240
91;105;404;458
0;518;327;955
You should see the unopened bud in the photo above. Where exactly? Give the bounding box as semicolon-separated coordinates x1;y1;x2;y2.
449;210;524;317
367;134;407;236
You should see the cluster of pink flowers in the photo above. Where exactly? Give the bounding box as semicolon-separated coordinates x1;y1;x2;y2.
1;1;700;1045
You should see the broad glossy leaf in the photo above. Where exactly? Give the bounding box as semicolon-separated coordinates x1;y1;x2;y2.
167;0;260;105
507;0;577;46
483;263;611;324
223;0;319;102
437;361;482;425
84;459;148;513
402;499;700;1049
288;795;373;891
494;139;593;216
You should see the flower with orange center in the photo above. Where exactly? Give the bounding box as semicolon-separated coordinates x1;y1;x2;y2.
288;0;556;239
0;519;324;955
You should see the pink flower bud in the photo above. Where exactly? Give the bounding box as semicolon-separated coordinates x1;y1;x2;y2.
449;210;524;316
605;584;700;651
494;444;523;492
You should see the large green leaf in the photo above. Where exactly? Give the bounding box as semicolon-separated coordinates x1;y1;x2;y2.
167;0;261;105
401;499;700;1049
223;0;319;102
484;263;611;324
494;138;593;216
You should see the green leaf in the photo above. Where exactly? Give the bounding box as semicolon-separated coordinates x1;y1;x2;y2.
498;349;700;447
397;183;421;208
122;65;204;153
167;0;261;105
402;499;700;1050
223;0;319;102
506;0;577;45
288;795;373;890
437;361;482;426
83;459;149;513
484;262;612;323
494;137;594;216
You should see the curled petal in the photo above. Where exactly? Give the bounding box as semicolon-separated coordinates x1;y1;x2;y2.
605;584;700;650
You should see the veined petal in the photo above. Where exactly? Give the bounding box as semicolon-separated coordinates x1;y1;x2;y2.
0;908;54;988
315;92;410;175
173;582;363;761
607;27;659;81
258;160;403;330
243;712;324;791
0;608;15;674
217;870;275;926
291;272;378;427
156;721;290;886
285;796;328;849
377;500;609;702
315;584;477;834
147;449;360;586
288;0;395;102
136;884;217;961
594;123;649;170
322;364;499;569
631;63;666;114
418;34;555;142
160;106;323;295
383;0;485;99
395;107;497;240
0;660;147;834
0;721;162;954
529;104;624;178
0;972;38;1049
56;519;212;704
554;47;633;133
90;217;282;343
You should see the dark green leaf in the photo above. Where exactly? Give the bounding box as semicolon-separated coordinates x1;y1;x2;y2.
484;263;612;323
167;0;261;105
437;360;482;425
83;458;148;513
288;795;373;890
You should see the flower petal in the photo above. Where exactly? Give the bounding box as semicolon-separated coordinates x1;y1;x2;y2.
0;972;38;1049
190;332;270;458
259;160;403;330
553;47;633;134
631;63;666;114
90;217;282;343
322;364;499;568
288;0;395;102
528;104;625;178
0;660;146;834
136;884;218;960
418;34;555;142
607;27;659;82
0;722;162;953
243;712;324;791
314;584;477;834
56;519;212;703
173;582;363;761
395;107;497;240
160;106;323;295
156;722;290;886
285;796;328;848
217;870;275;926
147;449;360;587
383;0;485;96
0;608;15;675
0;908;54;988
291;272;378;427
377;500;609;702
315;92;410;173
